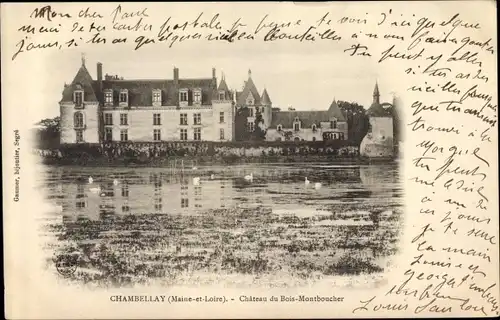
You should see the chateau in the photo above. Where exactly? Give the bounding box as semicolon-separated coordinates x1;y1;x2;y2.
234;70;348;142
59;60;392;145
60;59;234;144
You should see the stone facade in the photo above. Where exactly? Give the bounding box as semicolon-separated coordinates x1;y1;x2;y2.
234;70;348;142
60;60;234;144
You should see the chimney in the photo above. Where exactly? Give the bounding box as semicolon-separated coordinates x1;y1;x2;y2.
97;62;103;90
173;67;179;85
212;67;216;88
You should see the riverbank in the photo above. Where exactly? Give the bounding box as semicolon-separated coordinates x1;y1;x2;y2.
37;154;397;167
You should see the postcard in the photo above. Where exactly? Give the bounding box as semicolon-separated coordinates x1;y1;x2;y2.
2;1;498;318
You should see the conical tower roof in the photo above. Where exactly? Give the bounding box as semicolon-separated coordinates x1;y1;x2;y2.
261;88;272;105
327;98;346;121
60;62;98;103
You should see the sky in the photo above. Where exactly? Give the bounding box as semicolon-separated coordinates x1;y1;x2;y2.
38;49;394;121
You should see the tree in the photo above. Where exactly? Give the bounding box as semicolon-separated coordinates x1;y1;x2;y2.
337;101;369;145
34;116;60;149
36;116;61;133
251;109;267;141
235;107;250;141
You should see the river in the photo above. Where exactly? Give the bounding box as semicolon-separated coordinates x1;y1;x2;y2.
38;163;404;288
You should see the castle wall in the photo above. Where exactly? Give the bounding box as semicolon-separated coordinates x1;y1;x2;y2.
102;105;233;142
60;102;99;144
360;117;394;158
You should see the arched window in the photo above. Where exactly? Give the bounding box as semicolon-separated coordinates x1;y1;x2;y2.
277;124;282;132
312;124;317;132
294;137;300;142
74;112;84;128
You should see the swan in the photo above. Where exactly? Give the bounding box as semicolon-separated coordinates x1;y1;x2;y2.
305;177;310;185
193;177;201;185
244;173;253;181
89;187;101;193
210;174;215;180
88;176;94;184
113;179;119;186
314;182;322;190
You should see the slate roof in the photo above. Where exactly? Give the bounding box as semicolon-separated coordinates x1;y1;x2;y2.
217;77;230;92
100;78;216;106
367;102;394;117
237;74;262;106
61;64;98;102
61;64;218;106
261;89;272;105
327;99;346;121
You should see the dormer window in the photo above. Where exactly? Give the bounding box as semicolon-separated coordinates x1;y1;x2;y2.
277;125;282;132
119;89;128;106
74;91;83;107
179;89;188;103
152;89;162;105
293;117;301;132
312;124;317;132
330;118;337;129
104;90;113;105
218;90;225;100
193;89;202;104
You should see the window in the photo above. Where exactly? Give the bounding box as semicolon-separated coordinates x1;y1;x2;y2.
180;129;187;141
247;98;254;105
180;113;187;125
104;113;113;125
193;113;201;125
293;118;300;132
312;137;316;141
152;90;161;103
76;130;84;143
120;129;128;141
331;120;337;129
153;129;161;141
248;108;254;117
122;205;130;213
105;128;113;141
218;91;225;100
74;91;83;106
181;198;189;208
248;122;254;132
220;128;225;140
193;128;201;141
120;113;128;125
121;185;129;197
340;132;345;140
193;89;202;103
119;91;128;103
312;124;317;132
153;113;161;125
179;90;188;102
219;112;224;123
104;90;113;104
74;112;84;128
277;125;282;132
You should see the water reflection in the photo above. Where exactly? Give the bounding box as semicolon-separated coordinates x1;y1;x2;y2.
39;164;403;287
